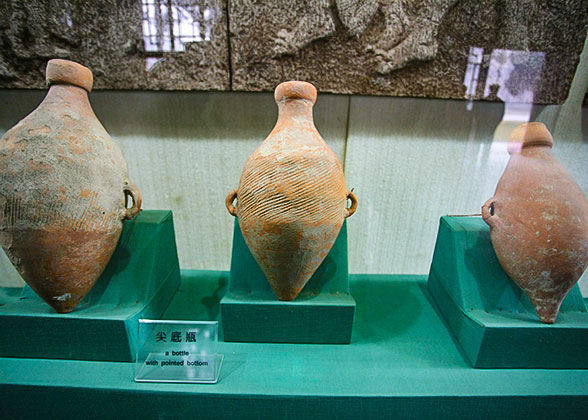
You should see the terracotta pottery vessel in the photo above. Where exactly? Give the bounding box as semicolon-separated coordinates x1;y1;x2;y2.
482;122;588;323
0;59;141;313
226;81;357;300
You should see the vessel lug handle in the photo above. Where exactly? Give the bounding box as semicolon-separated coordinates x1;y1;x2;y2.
226;189;238;217
345;190;358;218
481;197;497;226
123;181;142;220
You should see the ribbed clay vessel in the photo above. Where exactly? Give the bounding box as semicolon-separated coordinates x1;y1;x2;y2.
482;122;588;324
0;59;141;313
226;81;357;301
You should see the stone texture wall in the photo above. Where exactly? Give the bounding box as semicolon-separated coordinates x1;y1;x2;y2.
0;0;587;103
0;0;229;90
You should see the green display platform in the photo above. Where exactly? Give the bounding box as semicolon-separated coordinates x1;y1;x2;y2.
0;211;181;362
221;220;355;344
427;216;588;369
1;271;587;420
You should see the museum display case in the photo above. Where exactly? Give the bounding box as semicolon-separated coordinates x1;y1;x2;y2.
0;1;587;419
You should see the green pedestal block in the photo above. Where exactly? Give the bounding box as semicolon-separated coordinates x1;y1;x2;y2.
0;210;181;362
221;220;355;344
3;273;588;419
427;216;588;369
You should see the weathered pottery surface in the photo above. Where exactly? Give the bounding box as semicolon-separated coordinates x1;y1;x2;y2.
226;81;357;300
0;59;141;313
482;122;588;323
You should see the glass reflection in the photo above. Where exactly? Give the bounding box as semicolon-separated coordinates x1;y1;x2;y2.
484;49;545;142
142;0;215;70
463;48;544;112
464;47;483;111
463;48;546;176
485;49;545;103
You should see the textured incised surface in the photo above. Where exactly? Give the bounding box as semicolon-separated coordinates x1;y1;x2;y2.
229;81;353;300
482;123;588;323
0;59;140;312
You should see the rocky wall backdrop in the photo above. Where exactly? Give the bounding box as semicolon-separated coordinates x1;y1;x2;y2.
0;0;587;103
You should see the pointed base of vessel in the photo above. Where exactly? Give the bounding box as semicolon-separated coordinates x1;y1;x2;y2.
523;281;577;324
1;227;121;313
272;283;306;301
241;221;341;301
251;229;340;301
528;294;566;324
261;253;318;302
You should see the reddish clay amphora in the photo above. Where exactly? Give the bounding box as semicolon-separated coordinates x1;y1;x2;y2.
226;81;357;300
482;122;588;323
0;59;141;313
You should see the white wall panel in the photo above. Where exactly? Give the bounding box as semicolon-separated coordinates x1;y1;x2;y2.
344;97;506;274
0;45;586;295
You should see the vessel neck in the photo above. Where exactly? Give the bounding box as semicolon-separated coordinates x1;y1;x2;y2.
511;143;553;158
43;84;93;114
276;98;315;127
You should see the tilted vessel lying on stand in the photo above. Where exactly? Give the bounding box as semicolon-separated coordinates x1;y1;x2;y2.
482;122;588;323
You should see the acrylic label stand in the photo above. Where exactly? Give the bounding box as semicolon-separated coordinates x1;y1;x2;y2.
135;320;223;383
